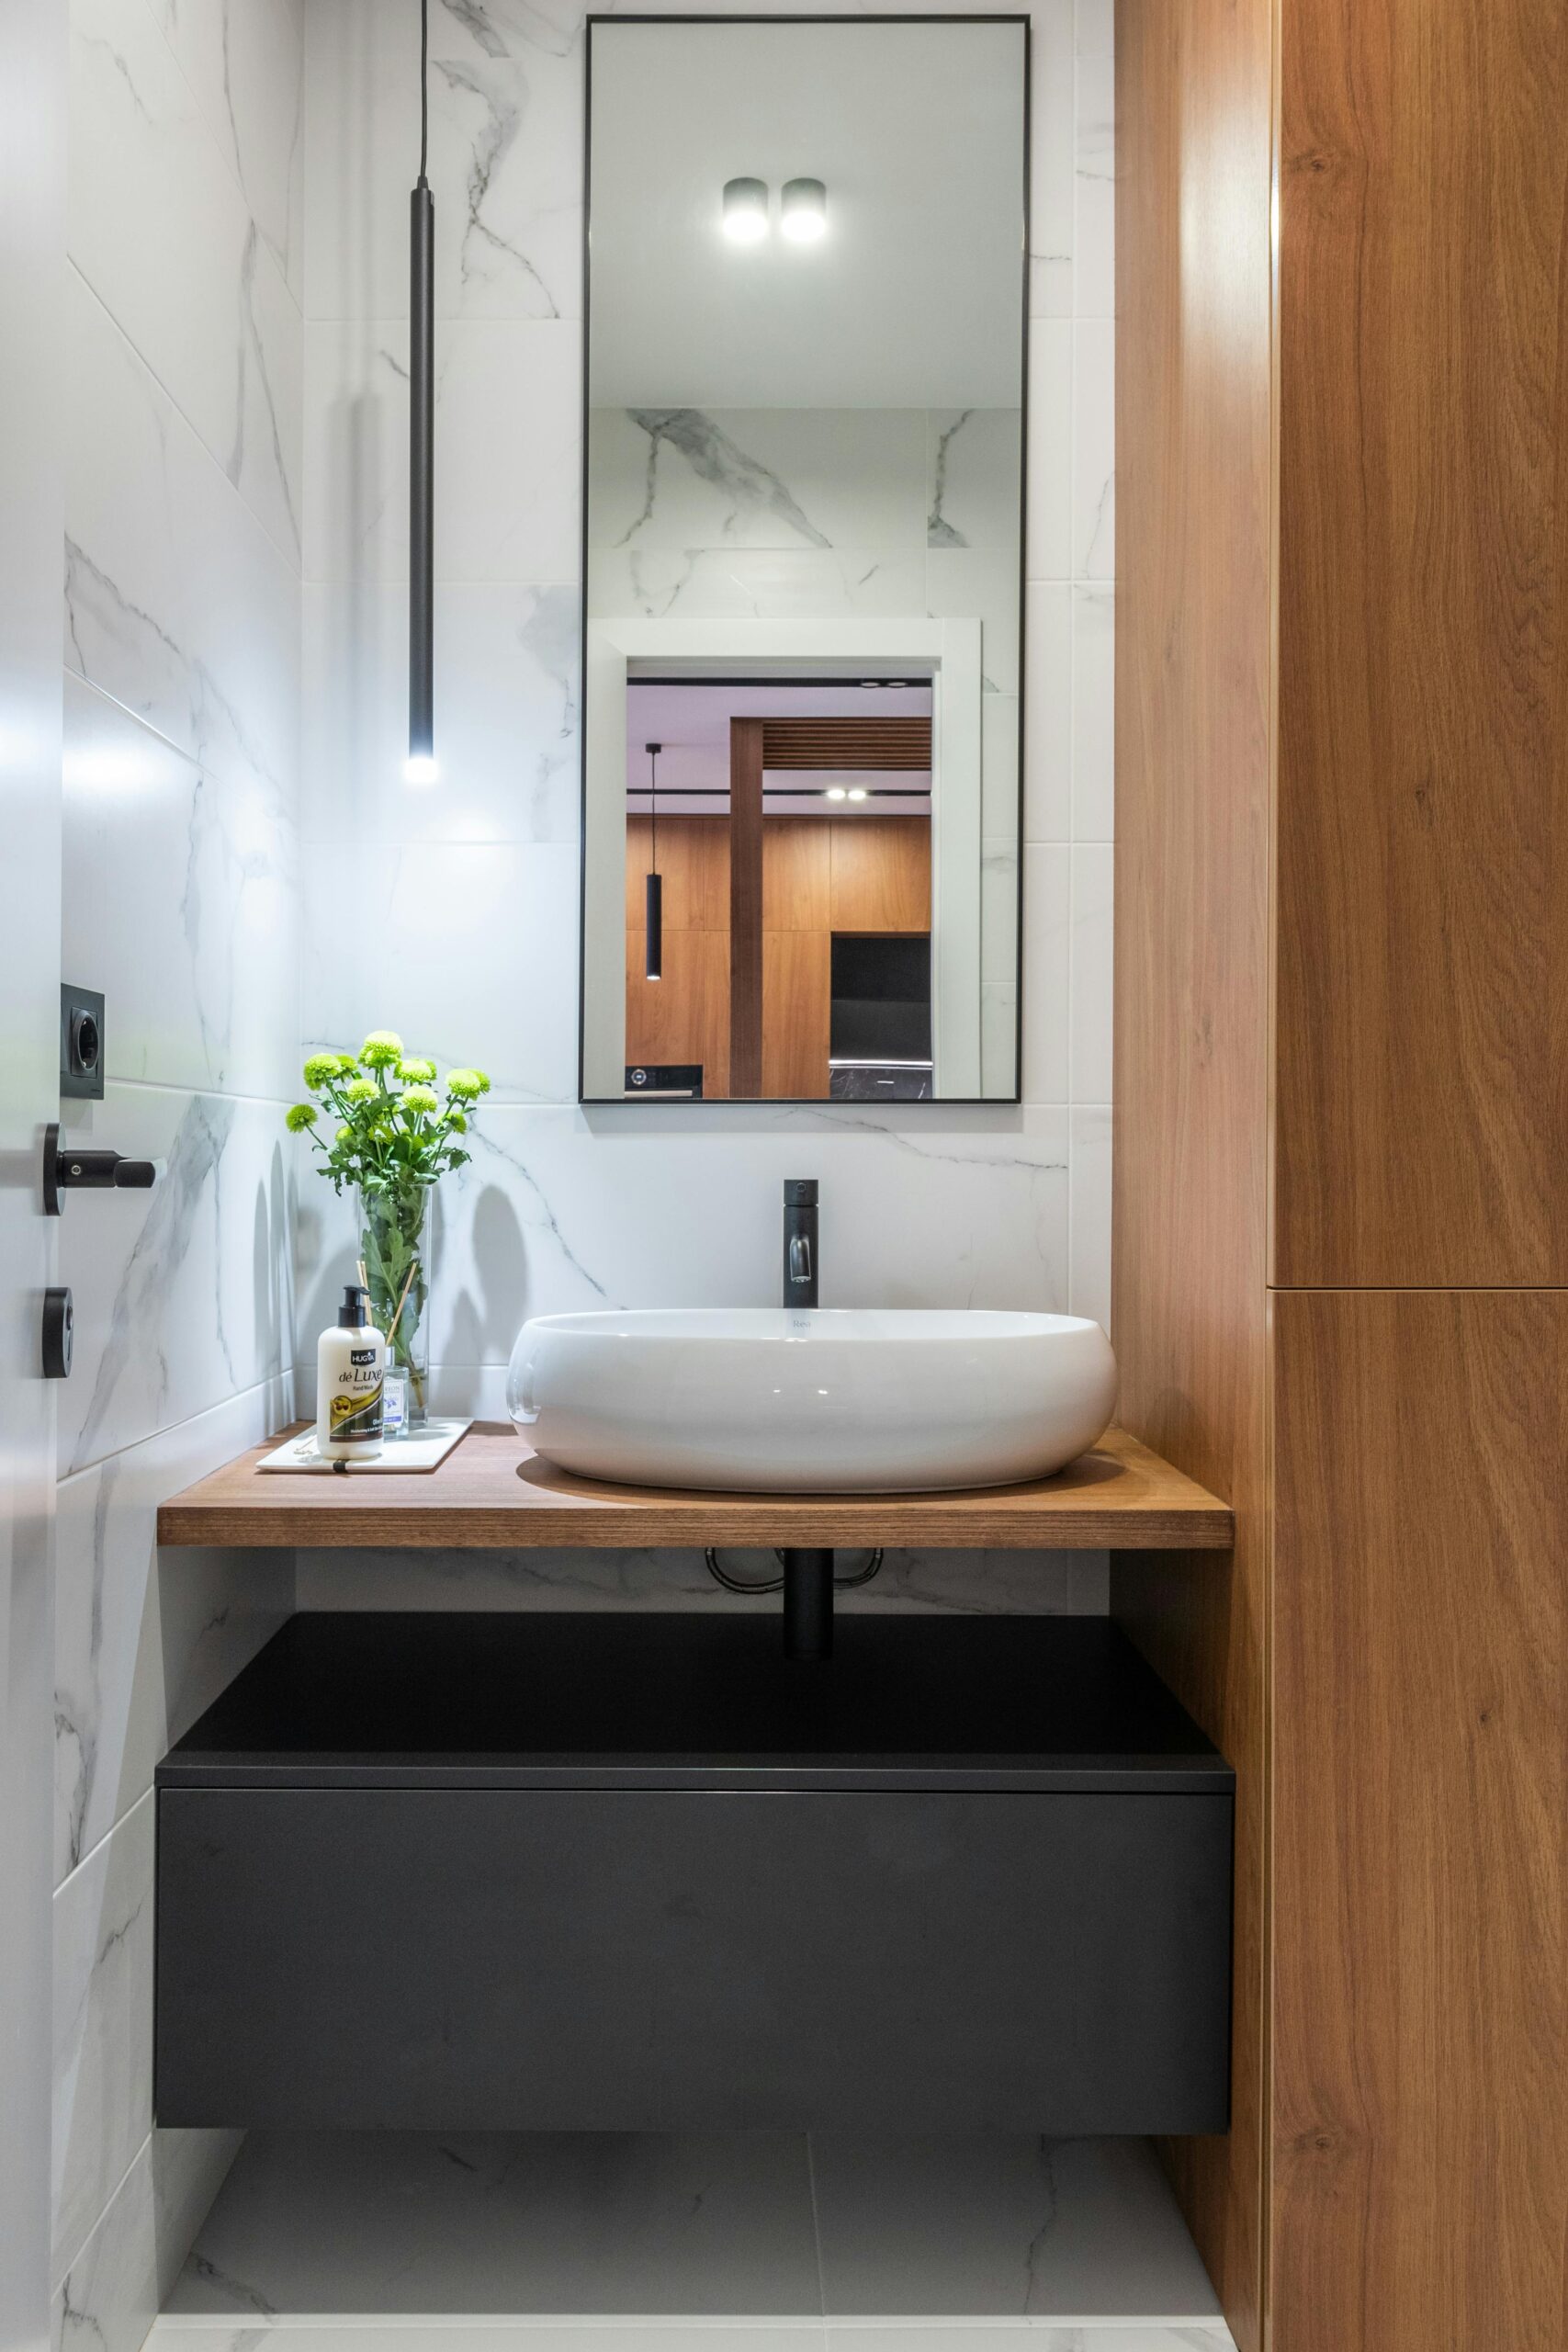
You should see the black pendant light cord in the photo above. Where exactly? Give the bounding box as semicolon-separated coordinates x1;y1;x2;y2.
419;0;430;180
649;743;659;871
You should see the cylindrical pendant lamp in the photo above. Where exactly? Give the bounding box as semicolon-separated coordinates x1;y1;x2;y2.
644;742;663;980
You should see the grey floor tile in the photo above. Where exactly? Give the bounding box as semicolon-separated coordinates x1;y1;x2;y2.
164;2133;822;2317
150;2329;828;2351
808;2140;1224;2320
822;2327;1235;2351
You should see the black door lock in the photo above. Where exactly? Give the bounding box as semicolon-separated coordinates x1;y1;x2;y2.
43;1288;73;1380
43;1123;157;1217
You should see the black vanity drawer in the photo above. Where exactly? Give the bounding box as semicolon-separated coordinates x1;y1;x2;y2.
156;1782;1232;2133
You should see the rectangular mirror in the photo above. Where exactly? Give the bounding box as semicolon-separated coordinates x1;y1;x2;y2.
581;15;1028;1103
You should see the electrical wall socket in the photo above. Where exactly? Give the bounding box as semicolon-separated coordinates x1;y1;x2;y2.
60;984;105;1101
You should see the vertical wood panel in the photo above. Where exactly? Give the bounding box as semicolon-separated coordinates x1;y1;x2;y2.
728;718;764;1098
1271;1290;1568;2349
829;818;931;933
626;818;730;932
1111;5;1276;2346
763;820;831;931
1274;0;1568;1284
763;930;831;1099
626;927;729;1093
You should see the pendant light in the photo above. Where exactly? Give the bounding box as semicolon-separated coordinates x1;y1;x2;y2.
644;742;663;981
405;0;437;784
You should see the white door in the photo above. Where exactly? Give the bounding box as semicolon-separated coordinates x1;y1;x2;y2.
0;0;63;2343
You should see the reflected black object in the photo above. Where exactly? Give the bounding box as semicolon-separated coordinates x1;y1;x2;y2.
830;933;931;1063
644;869;662;979
625;1064;703;1097
829;1062;933;1102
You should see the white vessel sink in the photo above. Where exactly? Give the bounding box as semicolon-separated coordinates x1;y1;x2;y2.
506;1308;1118;1494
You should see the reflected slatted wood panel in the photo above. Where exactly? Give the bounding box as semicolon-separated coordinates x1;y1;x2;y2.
762;718;932;770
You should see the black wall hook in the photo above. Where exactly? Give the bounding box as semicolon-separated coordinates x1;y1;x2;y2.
43;1122;157;1217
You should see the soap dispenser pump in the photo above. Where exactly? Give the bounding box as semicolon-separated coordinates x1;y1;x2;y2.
317;1283;386;1461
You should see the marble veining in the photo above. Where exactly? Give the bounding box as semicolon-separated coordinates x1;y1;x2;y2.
439;57;558;317
928;409;976;547
621;412;832;550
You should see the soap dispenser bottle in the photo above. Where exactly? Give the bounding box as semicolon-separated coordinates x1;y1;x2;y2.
317;1283;386;1460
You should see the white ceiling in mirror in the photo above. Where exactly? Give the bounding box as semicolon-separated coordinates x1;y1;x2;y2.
588;19;1026;410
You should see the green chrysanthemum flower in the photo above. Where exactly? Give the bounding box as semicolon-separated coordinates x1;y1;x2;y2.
401;1085;440;1114
285;1102;318;1132
446;1067;491;1101
398;1057;436;1083
358;1030;404;1069
344;1077;378;1104
302;1053;346;1089
334;1124;354;1147
447;1111;467;1134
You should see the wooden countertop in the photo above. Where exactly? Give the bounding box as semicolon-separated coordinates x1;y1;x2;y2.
156;1423;1233;1552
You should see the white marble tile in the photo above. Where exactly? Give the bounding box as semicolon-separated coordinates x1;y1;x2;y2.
52;1797;153;2284
810;2139;1223;2321
70;0;302;563
1072;322;1114;581
152;0;306;300
1027;322;1073;582
981;842;1020;989
587;547;928;626
1071;589;1113;841
980;981;1019;1099
1023;586;1071;841
54;1085;296;1478
1021;844;1070;1102
64;268;301;806
591;409;929;557
1070;843;1113;1099
1077;0;1116;59
167;2132;823;2315
152;2330;824;2352
292;1104;1072;1375
294;1542;1107;1615
926;550;1021;697
54;1386;293;1884
982;694;1021;838
306;0;582;324
55;2129;243;2352
1075;37;1115;321
304;318;580;583
63;676;299;1102
1030;0;1076;318
301;581;580;847
926;411;1021;553
299;841;581;1103
1070;1102;1112;1333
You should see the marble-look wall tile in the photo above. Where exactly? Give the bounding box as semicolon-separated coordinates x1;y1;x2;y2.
51;1796;153;2285
54;2127;243;2352
54;1386;293;1885
63;675;299;1102
294;1104;1071;1380
1024;584;1072;840
1070;1101;1112;1332
1073;319;1115;580
1072;584;1114;838
1021;844;1071;1102
925;409;1021;552
306;0;583;325
1070;842;1113;1099
64;267;301;808
300;841;581;1103
69;0;302;562
1027;320;1073;582
55;1085;296;1479
297;1543;1107;1614
1075;17;1115;318
150;0;306;302
590;409;930;557
586;546;929;627
304;317;580;583
982;693;1021;836
926;548;1021;695
1030;0;1076;317
300;580;579;848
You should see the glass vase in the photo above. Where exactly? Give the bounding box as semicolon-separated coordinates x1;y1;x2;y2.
357;1180;432;1430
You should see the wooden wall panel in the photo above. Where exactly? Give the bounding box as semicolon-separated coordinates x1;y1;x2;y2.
1274;0;1568;1285
625;928;729;1092
1111;5;1276;2346
625;817;729;932
729;718;764;1098
1271;1290;1568;2349
763;820;830;931
829;818;931;933
763;931;831;1099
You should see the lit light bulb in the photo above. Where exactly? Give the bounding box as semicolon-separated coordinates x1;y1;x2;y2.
781;177;827;244
847;786;867;802
722;177;769;244
825;786;847;801
404;752;440;785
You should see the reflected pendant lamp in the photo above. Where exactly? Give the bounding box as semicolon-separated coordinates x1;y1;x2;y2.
645;742;663;980
406;0;436;783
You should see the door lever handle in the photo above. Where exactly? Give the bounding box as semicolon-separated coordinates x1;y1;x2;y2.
43;1123;158;1216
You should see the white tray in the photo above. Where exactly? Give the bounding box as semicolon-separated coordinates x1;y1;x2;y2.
257;1419;473;1474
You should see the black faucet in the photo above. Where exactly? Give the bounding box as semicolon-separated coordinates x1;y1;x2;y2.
783;1178;818;1307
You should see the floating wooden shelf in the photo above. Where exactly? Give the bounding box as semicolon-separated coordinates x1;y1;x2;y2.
156;1422;1233;1552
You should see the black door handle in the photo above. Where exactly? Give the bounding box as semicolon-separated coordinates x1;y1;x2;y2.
43;1123;158;1216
